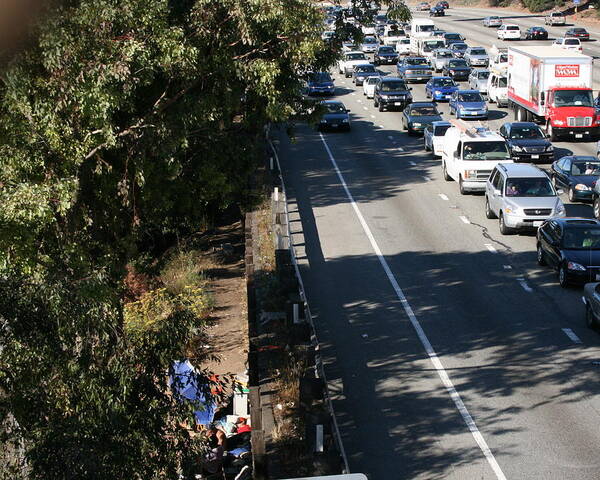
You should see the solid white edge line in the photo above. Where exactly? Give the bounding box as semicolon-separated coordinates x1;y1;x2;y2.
318;132;508;480
562;328;583;344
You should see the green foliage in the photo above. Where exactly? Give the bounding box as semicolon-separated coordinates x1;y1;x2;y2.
0;0;334;477
521;0;558;12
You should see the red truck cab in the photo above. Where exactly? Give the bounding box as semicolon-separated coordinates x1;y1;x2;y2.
545;86;600;140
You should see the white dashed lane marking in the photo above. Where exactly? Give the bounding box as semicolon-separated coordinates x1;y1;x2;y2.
438;193;449;201
562;328;582;344
459;216;470;224
517;277;533;293
485;244;497;254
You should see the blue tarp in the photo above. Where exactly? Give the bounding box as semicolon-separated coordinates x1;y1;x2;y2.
170;359;217;426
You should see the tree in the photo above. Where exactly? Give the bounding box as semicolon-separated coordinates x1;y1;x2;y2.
0;0;348;477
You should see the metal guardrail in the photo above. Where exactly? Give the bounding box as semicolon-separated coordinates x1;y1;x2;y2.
266;128;350;475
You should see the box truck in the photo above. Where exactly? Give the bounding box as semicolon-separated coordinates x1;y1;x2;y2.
409;18;435;54
507;46;599;140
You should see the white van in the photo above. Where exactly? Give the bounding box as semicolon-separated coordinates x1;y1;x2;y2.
441;121;512;194
487;69;508;107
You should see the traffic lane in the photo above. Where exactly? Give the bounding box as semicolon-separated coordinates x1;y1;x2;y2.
276;125;500;479
331;67;600;346
415;10;600;87
313;112;600;479
335;67;599;322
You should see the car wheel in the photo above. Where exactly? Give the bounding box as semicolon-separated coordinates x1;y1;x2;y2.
568;187;576;203
546;122;557;141
594;197;600;219
459;176;467;195
442;162;452;181
586;303;596;329
485;197;497;219
499;213;513;234
373;98;379;107
378;102;384;112
558;264;569;288
536;243;546;266
424;140;431;151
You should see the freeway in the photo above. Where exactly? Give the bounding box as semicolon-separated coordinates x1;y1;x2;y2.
272;7;600;480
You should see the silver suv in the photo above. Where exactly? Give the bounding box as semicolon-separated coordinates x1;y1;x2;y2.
485;163;566;234
464;47;489;67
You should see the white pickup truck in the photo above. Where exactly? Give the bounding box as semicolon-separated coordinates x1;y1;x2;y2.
441;120;512;194
337;51;369;78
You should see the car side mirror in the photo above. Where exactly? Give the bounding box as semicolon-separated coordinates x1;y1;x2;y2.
557;189;564;195
409;87;413;91
345;109;350;113
453;151;459;159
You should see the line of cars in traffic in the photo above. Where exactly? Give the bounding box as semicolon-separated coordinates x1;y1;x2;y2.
315;7;600;322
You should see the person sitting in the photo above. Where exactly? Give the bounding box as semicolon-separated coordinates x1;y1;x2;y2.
506;184;520;196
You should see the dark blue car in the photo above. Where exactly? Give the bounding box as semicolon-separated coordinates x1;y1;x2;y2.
307;72;335;96
318;100;350;131
551;156;600;202
425;76;459;101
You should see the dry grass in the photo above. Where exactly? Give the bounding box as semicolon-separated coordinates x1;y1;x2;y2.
256;197;276;273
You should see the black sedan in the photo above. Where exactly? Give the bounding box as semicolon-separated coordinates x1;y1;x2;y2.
430;6;445;16
437;0;449;7
565;27;590;41
524;26;548;40
498;122;554;163
551;155;600;202
537;218;600;287
374;46;399;65
442;58;471;81
401;102;443;135
318;100;350;131
583;281;600;328
449;42;468;58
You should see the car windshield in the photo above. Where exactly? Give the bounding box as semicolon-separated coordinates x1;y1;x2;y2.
532;27;544;32
379;47;395;53
477;71;490;79
490;16;499;20
433;78;455;86
554;90;593;107
434;125;450;135
506;26;519;30
452;44;467;50
565;39;580;45
459;92;483;102
367;77;379;84
407;58;429;65
498;77;507;87
437;51;454;58
505;178;554;197
356;65;376;73
364;37;378;44
551;13;563;17
446;33;461;39
449;60;467;67
510;126;544;139
562;228;600;249
380;81;407;91
419;25;435;32
498;54;508;63
463;141;509;160
411;106;439;116
324;103;346;113
399;39;410;44
310;72;332;83
470;49;486;55
570;159;600;175
573;28;587;33
347;53;366;60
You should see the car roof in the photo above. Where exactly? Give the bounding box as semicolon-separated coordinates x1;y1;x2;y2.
506;121;540;128
346;50;365;55
408;101;437;107
380;76;405;81
498;163;549;178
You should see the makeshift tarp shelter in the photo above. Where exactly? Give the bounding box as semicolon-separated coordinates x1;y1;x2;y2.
170;359;217;426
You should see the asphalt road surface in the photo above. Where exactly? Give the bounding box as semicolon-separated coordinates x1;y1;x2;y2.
272;6;600;479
